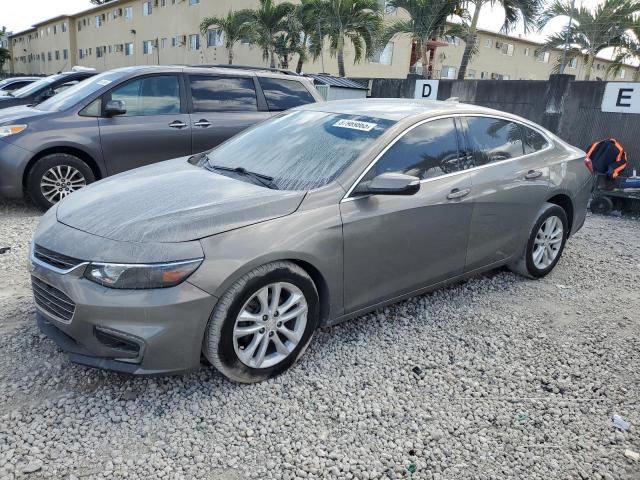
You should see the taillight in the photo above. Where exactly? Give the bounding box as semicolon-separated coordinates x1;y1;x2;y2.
584;158;593;173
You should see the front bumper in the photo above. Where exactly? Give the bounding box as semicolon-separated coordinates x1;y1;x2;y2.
31;257;218;376
0;139;33;198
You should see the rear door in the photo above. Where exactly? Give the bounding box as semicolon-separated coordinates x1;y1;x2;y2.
98;73;191;175
188;74;271;153
461;116;552;271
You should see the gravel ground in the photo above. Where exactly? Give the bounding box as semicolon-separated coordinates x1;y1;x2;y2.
0;198;639;480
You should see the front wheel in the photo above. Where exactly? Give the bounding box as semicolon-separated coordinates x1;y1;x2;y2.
509;203;569;279
203;261;319;383
26;153;95;210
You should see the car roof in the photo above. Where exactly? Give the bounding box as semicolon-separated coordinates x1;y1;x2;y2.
3;76;40;82
296;98;520;122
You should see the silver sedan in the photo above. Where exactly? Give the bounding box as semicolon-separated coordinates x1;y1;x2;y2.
30;99;593;382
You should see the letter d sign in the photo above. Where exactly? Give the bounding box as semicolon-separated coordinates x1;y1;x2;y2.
414;80;439;100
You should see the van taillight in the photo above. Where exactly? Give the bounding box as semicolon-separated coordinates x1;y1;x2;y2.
584;158;593;173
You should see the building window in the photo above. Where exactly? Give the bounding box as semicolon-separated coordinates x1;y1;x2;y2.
143;1;152;16
125;42;134;56
143;40;154;55
523;47;529;56
498;42;514;56
189;34;200;50
535;51;550;63
55;50;60;60
124;6;133;21
620;69;626;79
96;46;103;58
370;42;393;65
63;49;68;60
189;0;201;5
207;29;224;47
96;15;103;28
480;71;488;79
62;22;67;33
53;25;58;35
445;36;461;46
160;37;167;49
484;39;492;48
467;70;476;79
47;52;52;61
441;65;456;79
568;57;577;69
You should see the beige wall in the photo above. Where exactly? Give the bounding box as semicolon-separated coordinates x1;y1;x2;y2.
8;0;633;81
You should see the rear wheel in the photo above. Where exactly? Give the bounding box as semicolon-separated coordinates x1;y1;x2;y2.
509;203;568;279
203;261;319;383
26;153;95;210
590;195;614;215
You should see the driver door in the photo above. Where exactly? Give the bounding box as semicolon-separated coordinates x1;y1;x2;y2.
340;118;474;313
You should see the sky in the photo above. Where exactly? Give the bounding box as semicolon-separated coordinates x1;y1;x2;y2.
2;0;606;50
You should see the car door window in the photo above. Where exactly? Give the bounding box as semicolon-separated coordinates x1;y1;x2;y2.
522;126;549;154
109;75;181;116
258;77;316;111
369;118;461;180
189;75;257;112
7;81;30;91
465;116;524;166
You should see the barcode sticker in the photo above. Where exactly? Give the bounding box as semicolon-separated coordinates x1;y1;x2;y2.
332;119;377;132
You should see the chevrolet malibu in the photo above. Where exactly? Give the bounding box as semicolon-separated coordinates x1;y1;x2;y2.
30;99;593;382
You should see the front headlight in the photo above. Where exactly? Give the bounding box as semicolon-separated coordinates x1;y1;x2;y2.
0;125;27;138
84;258;203;289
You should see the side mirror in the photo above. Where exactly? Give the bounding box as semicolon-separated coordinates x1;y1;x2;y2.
104;99;127;117
353;172;421;196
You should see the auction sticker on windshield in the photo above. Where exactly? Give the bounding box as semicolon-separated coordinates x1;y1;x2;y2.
332;119;377;132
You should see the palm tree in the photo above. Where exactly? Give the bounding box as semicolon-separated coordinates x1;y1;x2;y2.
248;0;296;68
384;0;468;79
294;0;323;74
307;0;383;77
200;10;254;65
608;20;640;81
539;0;639;80
457;0;542;79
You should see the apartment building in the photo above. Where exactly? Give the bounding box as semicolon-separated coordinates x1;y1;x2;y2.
8;0;633;81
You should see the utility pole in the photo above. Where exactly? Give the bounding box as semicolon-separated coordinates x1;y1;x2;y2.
559;0;576;74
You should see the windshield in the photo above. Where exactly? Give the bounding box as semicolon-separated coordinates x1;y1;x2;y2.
206;110;395;191
35;71;123;112
11;74;62;98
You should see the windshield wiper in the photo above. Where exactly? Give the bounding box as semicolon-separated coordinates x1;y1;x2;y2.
208;164;278;190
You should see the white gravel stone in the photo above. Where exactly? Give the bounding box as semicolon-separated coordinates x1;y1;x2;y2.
1;198;639;479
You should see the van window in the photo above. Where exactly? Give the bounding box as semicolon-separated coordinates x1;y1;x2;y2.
189;75;257;112
258;78;316;111
465;116;524;165
109;75;181;116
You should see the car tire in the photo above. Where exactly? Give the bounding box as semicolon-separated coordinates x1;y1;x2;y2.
203;261;320;383
589;195;614;215
26;153;95;210
509;203;569;279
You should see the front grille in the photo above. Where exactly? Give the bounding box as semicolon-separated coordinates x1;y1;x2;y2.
33;244;83;271
31;276;76;322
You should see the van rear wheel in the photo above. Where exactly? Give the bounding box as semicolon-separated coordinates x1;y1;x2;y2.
27;153;95;210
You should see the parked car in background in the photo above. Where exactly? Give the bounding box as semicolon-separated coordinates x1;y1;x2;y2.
0;68;97;110
0;65;322;209
30;99;593;382
0;77;40;94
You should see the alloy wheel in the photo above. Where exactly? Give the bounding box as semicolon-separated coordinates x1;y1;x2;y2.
532;215;563;269
40;165;87;203
233;282;308;369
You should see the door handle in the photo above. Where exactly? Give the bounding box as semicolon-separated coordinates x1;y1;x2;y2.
525;170;543;180
446;188;470;200
194;119;211;128
169;120;188;129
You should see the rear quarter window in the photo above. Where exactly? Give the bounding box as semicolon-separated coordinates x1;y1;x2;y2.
465;116;525;165
258;77;316;111
523;126;549;154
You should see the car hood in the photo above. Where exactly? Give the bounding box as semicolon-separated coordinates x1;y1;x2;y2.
56;157;307;243
0;105;47;124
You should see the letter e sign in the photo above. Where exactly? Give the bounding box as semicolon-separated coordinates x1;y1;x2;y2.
601;83;640;114
414;80;439;100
